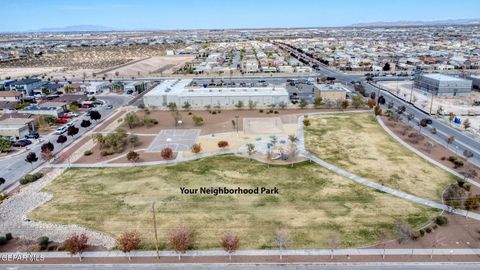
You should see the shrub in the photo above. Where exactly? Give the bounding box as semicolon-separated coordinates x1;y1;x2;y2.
269;109;274;113
192;115;204;126
410;231;420;240
217;140;229;149
143;117;158;128
19;173;43;185
425;227;432;233
434;216;448;226
259;109;264;113
5;233;12;240
161;147;173;159
212;111;217;115
0;192;8;201
84;150;93;156
191;143;201;154
100;150;115;156
464;184;471;192
457;179;465;187
38;236;49;250
274;111;279;114
432;224;438;230
188;112;192;115
303;119;311;127
419;229;425;237
441;156;446;160
465;196;479;210
0;236;7;245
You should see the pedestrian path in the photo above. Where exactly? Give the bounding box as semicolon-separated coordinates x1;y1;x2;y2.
296;114;480;221
4;248;480;258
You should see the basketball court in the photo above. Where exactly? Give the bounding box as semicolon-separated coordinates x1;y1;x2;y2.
147;129;200;152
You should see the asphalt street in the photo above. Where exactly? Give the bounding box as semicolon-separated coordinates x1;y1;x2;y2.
364;83;480;167
0;94;131;192
2;264;480;270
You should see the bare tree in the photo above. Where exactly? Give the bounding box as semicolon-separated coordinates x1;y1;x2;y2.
64;233;89;261
424;141;434;153
273;229;290;260
246;143;255;161
220;231;240;261
378;231;388;260
167;225;194;260
430;235;446;259
117;231;141;261
327;233;340;260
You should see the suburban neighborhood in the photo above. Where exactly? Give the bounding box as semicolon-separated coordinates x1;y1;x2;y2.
0;1;480;269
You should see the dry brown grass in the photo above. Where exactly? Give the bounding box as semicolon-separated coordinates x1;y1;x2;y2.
304;112;458;201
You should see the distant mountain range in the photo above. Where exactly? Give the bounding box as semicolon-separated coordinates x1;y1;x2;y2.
28;19;480;33
349;18;480;27
36;25;117;32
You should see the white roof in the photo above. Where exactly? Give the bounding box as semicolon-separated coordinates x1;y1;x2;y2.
422;74;466;82
145;79;288;97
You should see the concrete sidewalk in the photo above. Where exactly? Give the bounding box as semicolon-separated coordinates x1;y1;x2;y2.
2;248;480;259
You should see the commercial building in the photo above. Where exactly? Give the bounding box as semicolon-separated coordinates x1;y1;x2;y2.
143;79;289;109
414;74;472;96
468;75;480;90
0;117;35;139
313;84;349;102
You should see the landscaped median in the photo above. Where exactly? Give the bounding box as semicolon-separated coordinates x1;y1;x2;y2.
304;112;459;202
29;155;437;250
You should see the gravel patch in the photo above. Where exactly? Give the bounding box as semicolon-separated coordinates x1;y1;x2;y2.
0;168;116;249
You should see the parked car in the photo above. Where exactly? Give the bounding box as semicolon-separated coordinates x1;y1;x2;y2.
126;89;134;95
67;112;79;117
106;104;113;109
56;118;69;124
55;126;67;134
25;132;40;139
58;114;72;119
12;139;32;147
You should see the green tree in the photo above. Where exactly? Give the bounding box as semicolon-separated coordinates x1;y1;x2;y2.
314;97;323;108
182;101;191;111
0;137;11;152
124;112;141;129
351;95;364;109
69;104;79;112
44;115;57;125
167;102;177;111
299;99;308;109
234;100;244;110
340;100;349;110
192;115;204;126
248;100;257;110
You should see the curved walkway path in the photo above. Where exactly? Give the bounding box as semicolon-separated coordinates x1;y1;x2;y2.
296;113;480;221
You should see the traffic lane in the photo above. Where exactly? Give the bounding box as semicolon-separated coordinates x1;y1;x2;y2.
0;104;119;191
366;83;480;151
364;84;480;166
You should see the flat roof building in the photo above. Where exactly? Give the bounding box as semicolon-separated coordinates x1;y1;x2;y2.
143;79;290;109
467;75;480;90
414;73;472;96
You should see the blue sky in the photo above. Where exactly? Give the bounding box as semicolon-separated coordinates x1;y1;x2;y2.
1;0;479;31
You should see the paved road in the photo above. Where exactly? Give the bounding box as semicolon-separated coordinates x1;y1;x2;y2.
0;94;131;192
3;264;480;270
364;83;480;167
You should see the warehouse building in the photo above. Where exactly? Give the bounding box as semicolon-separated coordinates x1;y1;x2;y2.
143;79;289;109
313;84;349;102
467;75;480;90
414;73;472;96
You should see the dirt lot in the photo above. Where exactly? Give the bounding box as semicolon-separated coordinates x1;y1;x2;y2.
304;112;459;201
75;135;155;164
103;55;195;78
30;155;437;249
121;108;365;135
0;45;175;79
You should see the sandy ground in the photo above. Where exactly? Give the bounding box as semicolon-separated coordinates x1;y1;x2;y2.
0;67;63;79
104;55;195;78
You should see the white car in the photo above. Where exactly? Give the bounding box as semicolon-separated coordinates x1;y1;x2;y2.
55;126;67;135
67;112;79;117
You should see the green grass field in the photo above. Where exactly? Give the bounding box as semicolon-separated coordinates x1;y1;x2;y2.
304;112;458;201
31;155;437;249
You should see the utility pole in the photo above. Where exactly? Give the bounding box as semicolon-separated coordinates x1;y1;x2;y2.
151;202;160;259
429;93;435;115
